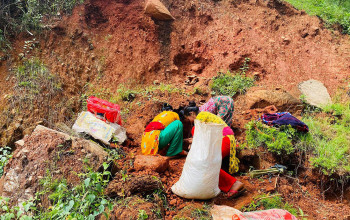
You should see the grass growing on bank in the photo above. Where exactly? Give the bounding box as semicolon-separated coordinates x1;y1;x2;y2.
245;101;350;176
242;193;299;216
211;58;255;97
284;0;350;34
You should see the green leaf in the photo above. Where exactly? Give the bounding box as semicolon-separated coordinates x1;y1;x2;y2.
84;178;91;187
98;204;105;213
86;194;96;203
102;162;109;170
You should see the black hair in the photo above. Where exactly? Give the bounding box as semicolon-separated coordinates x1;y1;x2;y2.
162;103;173;111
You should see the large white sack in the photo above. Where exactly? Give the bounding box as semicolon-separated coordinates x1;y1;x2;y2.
171;119;224;199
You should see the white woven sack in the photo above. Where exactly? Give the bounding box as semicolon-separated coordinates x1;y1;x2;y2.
171;119;224;199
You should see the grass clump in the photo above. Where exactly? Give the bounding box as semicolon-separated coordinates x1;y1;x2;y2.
14;58;62;104
245;101;350;176
0;0;85;48
284;0;350;34
0;146;12;178
242;193;298;216
245;121;309;155
303;102;350;175
211;58;254;96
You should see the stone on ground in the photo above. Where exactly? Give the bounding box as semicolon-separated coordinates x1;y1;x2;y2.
0;125;107;207
298;79;332;108
245;89;302;113
144;0;175;21
134;154;169;173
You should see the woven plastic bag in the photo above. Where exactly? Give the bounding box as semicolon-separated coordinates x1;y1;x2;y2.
87;96;122;125
171;119;224;199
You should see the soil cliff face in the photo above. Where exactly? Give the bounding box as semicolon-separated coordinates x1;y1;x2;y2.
45;0;349;95
0;0;350;219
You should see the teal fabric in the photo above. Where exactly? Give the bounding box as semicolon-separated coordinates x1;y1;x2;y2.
159;120;183;156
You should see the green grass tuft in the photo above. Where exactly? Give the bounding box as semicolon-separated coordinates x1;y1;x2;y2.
242;193;299;216
211;58;255;97
284;0;350;34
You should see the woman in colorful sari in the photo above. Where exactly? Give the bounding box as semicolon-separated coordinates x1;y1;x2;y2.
199;96;234;126
190;111;244;198
141;105;187;157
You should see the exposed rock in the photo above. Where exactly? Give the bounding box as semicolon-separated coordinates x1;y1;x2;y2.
134;155;169;173
105;175;162;198
0;125;107;207
144;0;175;21
298;79;332;108
245;89;302;113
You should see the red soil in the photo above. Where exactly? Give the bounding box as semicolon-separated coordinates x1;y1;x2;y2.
1;0;350;219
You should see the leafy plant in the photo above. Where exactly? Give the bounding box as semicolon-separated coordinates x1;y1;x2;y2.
211;58;254;96
0;146;12;178
0;163;115;219
137;209;149;220
0;197;35;220
34;163;114;219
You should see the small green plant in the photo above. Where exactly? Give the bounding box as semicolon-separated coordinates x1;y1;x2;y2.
0;163;115;219
191;204;212;220
137;209;149;220
0;197;35;219
242;193;298;216
0;146;12;177
211;58;254;96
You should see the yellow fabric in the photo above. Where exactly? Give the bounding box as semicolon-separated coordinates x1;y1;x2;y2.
227;134;239;174
196;111;239;174
196;111;226;125
141;111;180;155
152;111;179;126
141;130;161;155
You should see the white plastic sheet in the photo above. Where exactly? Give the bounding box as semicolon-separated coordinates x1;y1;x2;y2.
171;119;224;199
72;111;116;144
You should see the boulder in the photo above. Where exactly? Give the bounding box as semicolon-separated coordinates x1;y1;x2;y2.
245;89;302;113
144;0;175;21
134;155;169;173
0;125;107;207
298;79;332;108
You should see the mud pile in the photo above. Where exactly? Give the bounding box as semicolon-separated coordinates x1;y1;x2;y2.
0;125;107;206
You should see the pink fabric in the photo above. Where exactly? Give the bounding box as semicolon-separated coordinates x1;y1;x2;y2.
199;98;216;113
223;126;234;136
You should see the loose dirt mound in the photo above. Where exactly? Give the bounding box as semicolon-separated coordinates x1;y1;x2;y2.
0;125;107;207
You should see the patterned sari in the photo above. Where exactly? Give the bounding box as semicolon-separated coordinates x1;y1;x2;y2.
199;96;234;126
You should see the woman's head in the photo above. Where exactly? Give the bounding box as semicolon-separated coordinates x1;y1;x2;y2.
161;103;173;111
